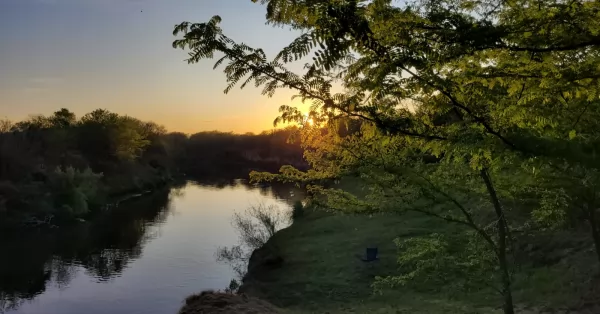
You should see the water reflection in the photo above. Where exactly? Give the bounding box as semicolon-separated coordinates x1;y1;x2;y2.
0;179;303;314
0;187;176;313
188;177;304;206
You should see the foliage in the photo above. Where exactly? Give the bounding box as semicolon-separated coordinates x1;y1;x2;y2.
225;279;241;294
173;1;600;312
47;166;103;217
238;209;595;313
0;107;307;226
0;120;13;133
374;232;498;294
181;127;306;178
531;188;569;229
77;109;152;167
0;109;171;224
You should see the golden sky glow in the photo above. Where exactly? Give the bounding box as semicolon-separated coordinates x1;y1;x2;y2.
0;0;314;134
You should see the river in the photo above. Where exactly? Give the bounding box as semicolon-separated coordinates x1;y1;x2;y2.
0;179;304;314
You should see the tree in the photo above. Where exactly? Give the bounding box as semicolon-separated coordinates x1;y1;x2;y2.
0;108;177;224
173;1;600;313
0;119;13;133
49;109;76;129
78;110;150;167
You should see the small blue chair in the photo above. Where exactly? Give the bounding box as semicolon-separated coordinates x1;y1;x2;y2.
360;247;379;262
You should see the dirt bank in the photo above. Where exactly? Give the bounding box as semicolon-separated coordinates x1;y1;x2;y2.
177;290;280;314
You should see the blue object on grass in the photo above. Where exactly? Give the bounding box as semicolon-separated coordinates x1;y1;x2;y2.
361;247;378;262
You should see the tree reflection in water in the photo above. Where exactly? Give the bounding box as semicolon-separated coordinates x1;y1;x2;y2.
0;179;304;313
0;185;178;313
213;180;305;292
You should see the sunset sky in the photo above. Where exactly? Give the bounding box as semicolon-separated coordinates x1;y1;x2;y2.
0;0;311;134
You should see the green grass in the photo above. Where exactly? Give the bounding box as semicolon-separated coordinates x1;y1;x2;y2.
242;207;598;314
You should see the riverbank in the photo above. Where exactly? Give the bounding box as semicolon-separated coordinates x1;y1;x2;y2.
238;208;599;313
0;171;176;230
2;180;304;314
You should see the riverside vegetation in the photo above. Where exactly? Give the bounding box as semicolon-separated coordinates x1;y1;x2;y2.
0;109;304;228
172;0;600;313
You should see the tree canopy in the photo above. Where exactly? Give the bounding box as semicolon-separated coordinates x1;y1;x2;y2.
0;108;304;226
173;1;600;313
173;0;600;163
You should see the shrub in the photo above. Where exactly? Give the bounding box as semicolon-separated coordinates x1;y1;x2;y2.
47;166;103;217
225;279;240;294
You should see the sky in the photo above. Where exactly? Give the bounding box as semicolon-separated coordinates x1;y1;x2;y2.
0;0;310;134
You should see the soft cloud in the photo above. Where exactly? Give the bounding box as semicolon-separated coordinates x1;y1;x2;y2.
19;77;64;94
28;77;64;85
22;87;48;93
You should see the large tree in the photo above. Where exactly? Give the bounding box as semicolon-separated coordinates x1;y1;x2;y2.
173;1;600;313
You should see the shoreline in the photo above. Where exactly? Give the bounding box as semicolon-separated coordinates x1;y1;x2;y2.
238;236;283;297
2;178;175;231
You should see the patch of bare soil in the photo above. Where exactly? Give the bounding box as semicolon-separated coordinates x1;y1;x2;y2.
177;290;280;314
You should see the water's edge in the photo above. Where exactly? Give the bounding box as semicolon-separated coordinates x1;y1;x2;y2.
237;226;284;298
2;179;304;314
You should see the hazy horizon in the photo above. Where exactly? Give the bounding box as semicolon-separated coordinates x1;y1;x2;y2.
0;0;311;134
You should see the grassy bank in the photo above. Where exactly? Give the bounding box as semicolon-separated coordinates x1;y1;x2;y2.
240;207;598;314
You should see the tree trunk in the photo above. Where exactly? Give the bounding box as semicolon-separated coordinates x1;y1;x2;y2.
480;169;515;314
587;207;600;264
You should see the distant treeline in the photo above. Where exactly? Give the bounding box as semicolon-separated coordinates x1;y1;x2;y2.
170;129;306;177
0;108;305;226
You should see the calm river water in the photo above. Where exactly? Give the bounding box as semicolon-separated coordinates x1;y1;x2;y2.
0;179;303;314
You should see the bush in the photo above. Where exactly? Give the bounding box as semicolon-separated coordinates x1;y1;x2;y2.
225;279;241;294
47;166;103;217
